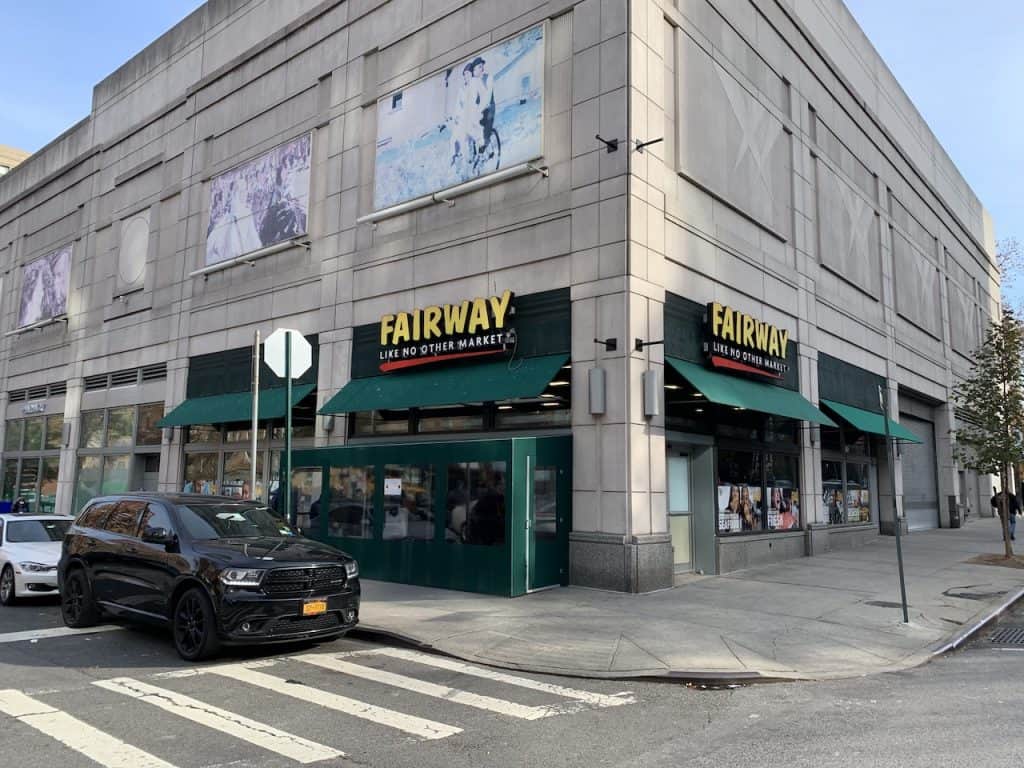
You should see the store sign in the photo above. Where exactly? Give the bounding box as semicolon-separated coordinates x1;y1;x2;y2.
704;302;789;379
378;290;515;373
21;402;45;415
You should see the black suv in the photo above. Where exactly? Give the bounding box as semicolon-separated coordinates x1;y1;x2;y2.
58;493;360;660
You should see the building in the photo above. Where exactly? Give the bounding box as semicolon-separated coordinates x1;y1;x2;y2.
0;0;999;594
0;145;30;177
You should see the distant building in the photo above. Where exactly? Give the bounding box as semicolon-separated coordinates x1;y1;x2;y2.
0;145;29;177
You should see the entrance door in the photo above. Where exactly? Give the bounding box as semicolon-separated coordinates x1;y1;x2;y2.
522;436;571;592
900;414;938;530
667;451;692;572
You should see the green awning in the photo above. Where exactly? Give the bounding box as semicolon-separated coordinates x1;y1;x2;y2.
820;399;923;443
319;354;569;413
157;384;315;427
666;357;837;426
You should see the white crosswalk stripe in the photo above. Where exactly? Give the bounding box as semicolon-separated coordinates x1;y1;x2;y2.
92;677;343;764
205;663;462;740
0;689;178;768
338;647;637;709
295;652;563;720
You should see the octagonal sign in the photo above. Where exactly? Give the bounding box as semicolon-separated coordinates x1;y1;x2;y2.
264;328;312;379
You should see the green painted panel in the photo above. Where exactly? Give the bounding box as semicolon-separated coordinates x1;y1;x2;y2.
157;384;314;427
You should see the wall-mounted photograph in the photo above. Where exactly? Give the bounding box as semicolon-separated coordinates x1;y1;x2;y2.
18;244;71;328
373;24;545;210
205;133;311;267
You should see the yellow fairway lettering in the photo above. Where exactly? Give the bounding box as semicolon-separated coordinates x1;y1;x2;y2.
467;298;490;333
779;329;789;358
721;307;734;342
489;290;513;329
742;315;755;348
393;312;411;344
423;306;442;339
444;302;469;335
711;302;724;338
380;315;395;345
411;309;421;341
755;322;769;352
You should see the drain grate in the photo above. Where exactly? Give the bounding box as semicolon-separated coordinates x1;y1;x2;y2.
988;626;1024;645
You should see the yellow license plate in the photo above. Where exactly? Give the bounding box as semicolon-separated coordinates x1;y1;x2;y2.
302;601;327;616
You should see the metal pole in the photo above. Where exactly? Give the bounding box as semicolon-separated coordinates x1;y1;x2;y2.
251;330;260;501
284;331;293;527
880;383;909;623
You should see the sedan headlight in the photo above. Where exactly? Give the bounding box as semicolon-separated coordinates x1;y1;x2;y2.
220;568;265;587
19;562;56;573
344;561;359;579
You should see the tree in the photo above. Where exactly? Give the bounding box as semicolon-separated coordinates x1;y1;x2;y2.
952;305;1024;557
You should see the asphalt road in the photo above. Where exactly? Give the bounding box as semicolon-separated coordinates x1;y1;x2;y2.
0;597;1022;768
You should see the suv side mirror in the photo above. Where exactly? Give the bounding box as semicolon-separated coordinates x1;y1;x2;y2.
142;526;173;546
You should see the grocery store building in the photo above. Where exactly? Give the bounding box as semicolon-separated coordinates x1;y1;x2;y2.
0;0;999;594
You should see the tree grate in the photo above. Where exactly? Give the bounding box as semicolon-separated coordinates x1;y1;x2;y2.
988;626;1024;645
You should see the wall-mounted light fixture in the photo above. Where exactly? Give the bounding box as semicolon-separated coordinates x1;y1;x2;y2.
595;134;619;153
642;369;661;418
594;337;617;351
588;367;606;415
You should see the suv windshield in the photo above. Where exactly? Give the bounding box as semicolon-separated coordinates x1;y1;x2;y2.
6;519;72;543
176;503;296;540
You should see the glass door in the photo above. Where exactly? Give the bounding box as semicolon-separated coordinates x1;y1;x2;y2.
522;436;572;593
667;452;692;572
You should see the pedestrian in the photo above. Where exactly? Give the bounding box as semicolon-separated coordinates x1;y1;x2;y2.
991;487;1019;541
11;496;29;514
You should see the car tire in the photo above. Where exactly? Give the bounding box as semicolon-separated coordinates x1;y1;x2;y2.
61;569;99;627
173;587;221;662
0;565;17;606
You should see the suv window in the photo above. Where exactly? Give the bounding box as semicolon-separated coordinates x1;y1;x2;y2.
138;504;174;539
77;502;114;530
0;519;4;542
103;501;146;537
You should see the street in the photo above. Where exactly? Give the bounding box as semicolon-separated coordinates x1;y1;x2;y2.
1;597;1022;767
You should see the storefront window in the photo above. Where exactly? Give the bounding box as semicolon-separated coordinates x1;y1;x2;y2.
766;453;800;530
328;466;375;538
80;411;105;448
4;420;22;452
222;451;263;500
136;404;164;446
382;464;435;541
533;466;556;539
418;405;485;434
18;458;39;507
445;462;506;545
74;457;102;513
353;410;410;437
184;453;219;495
23;417;44;451
106;407;135;448
822;460;844;524
494;401;571;430
101;455;131;495
3;460;17;500
290;467;323;536
45;415;64;450
845;463;871;523
40;457;59;514
187;425;221;443
717;450;762;533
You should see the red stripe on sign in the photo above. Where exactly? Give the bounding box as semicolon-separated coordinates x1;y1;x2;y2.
709;355;782;379
379;349;501;373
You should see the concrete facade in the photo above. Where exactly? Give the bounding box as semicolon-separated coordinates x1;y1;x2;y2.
0;0;998;592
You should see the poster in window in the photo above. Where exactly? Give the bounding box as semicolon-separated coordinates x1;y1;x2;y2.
205;134;311;266
373;24;545;210
769;487;800;530
717;484;762;532
18;244;71;328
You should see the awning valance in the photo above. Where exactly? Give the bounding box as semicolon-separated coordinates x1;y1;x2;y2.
157;384;315;427
820;399;923;443
319;354;569;413
666;357;837;427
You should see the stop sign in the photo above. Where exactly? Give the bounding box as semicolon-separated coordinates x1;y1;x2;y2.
263;329;312;379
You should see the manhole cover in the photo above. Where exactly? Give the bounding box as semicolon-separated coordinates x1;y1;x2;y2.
988;626;1024;645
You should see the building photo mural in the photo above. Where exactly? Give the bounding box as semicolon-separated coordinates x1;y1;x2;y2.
18;244;71;328
373;24;545;210
205;133;311;266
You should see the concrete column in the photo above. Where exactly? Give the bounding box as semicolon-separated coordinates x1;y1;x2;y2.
159;359;188;493
56;381;82;516
878;379;906;536
934;400;958;526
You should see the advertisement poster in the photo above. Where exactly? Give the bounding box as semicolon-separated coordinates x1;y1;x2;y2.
373;24;545;210
718;484;763;532
205;134;311;266
822;487;845;524
846;489;870;522
768;487;800;530
18;244;71;328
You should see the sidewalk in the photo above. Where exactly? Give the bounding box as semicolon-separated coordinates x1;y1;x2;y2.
355;517;1024;682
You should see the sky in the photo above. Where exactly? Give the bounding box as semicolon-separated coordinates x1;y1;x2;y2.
1;3;1019;258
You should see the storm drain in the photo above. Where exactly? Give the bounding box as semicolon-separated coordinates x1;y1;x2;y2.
988;626;1024;645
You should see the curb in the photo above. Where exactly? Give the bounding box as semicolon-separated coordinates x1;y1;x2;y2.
927;584;1024;657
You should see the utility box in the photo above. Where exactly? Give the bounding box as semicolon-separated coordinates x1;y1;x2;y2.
947;495;961;528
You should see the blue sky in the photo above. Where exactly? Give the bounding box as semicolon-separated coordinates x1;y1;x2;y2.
2;3;1018;252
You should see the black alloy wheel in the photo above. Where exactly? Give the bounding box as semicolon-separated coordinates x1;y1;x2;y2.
173;587;221;661
61;569;99;627
0;565;16;606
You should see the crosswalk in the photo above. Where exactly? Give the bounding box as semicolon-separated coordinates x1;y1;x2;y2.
0;645;636;767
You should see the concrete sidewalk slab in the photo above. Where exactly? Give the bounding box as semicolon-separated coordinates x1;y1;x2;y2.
354;519;1024;682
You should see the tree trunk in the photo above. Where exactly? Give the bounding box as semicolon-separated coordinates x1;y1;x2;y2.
1002;466;1014;559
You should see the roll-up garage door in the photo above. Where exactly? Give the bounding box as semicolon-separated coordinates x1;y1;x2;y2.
899;414;938;530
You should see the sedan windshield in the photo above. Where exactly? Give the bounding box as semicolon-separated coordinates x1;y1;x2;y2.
6;519;72;543
176;503;296;540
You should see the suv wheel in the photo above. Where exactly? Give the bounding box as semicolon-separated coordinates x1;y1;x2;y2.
0;565;17;606
173;587;221;661
61;569;99;627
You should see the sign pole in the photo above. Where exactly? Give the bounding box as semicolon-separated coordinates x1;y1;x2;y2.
285;331;293;527
251;330;260;501
880;383;909;623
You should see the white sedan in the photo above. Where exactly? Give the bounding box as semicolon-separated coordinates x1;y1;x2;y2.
0;514;73;605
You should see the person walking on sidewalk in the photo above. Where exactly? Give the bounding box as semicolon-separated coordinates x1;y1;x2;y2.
991;487;1018;541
